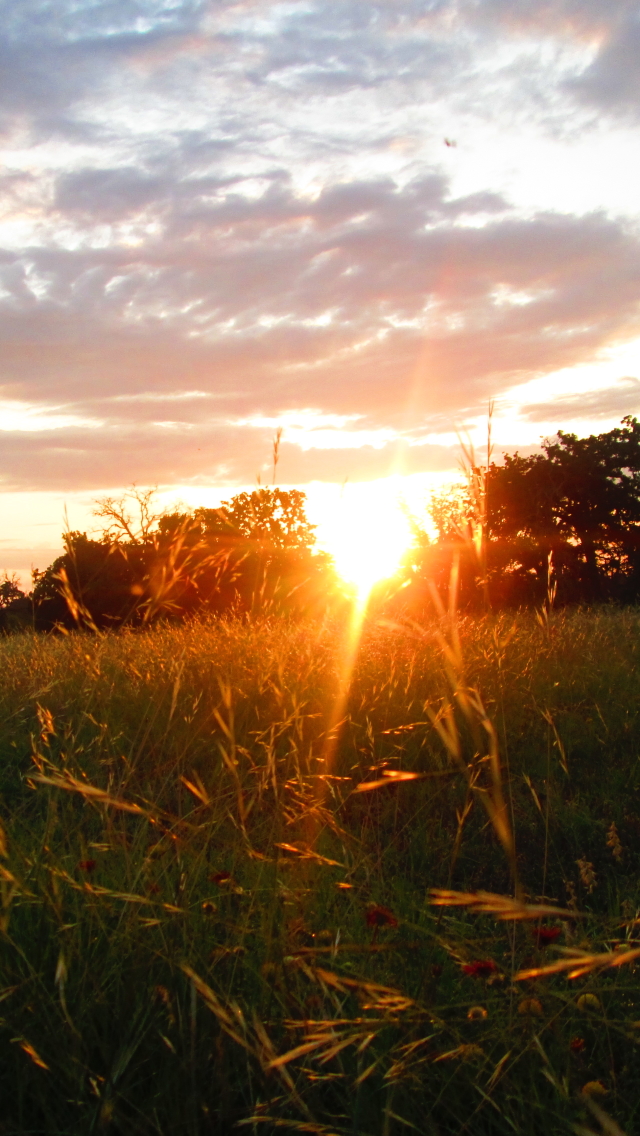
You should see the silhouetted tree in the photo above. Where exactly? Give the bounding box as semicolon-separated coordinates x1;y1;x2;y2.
0;572;24;608
487;416;640;605
159;488;333;618
402;417;640;611
30;487;336;630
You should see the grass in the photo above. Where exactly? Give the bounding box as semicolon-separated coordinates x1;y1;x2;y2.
1;606;640;1134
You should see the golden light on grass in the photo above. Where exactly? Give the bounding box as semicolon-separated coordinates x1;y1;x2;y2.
310;482;416;798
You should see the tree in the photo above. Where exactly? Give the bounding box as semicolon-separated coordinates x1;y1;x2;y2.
92;486;161;545
33;486;334;629
402;417;640;611
0;572;25;608
159;488;330;617
487;416;640;604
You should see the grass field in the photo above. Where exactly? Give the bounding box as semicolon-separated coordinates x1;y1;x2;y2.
1;607;640;1135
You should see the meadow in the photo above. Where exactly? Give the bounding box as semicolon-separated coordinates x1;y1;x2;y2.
1;606;640;1135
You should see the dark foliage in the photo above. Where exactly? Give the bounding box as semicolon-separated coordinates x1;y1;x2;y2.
404;416;640;609
5;419;640;631
25;489;337;631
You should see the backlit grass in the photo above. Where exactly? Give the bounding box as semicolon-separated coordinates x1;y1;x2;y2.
1;607;640;1134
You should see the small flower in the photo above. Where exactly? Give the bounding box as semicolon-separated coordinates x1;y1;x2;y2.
201;901;217;914
533;925;562;947
570;1037;586;1052
462;959;497;979
581;1080;607;1098
431;964;443;979
518;998;544;1017
209;870;233;885
467;1005;488;1020
365;904;398;928
577;993;601;1012
77;859;96;874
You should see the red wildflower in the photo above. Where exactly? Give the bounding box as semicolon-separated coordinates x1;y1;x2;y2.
533;925;562;947
365;904;398;928
462;959;498;979
77;859;96;874
209;870;233;885
570;1037;586;1053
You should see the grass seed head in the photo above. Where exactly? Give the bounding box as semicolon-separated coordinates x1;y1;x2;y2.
606;822;623;862
576;859;597;893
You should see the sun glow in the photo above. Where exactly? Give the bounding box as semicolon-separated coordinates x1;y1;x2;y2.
313;479;415;601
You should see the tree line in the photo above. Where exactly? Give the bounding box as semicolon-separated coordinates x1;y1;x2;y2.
0;487;334;631
405;414;640;611
2;416;640;631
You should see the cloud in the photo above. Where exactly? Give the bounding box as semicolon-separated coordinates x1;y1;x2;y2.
520;376;640;423
1;0;640;496
569;14;640;117
467;0;640;119
1;170;639;488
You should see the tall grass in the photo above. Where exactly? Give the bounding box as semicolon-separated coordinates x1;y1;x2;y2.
1;608;640;1134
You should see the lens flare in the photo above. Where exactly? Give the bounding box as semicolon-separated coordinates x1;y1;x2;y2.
318;482;414;601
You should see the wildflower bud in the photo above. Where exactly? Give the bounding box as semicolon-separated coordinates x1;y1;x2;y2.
532;925;562;947
518;998;543;1016
365;904;398;928
462;960;497;979
581;1080;607;1097
209;870;233;885
467;1005;488;1020
577;993;601;1011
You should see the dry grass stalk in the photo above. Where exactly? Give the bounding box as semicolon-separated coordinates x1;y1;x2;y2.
606;822;623;862
429;888;582;921
514;946;640;981
30;770;148;816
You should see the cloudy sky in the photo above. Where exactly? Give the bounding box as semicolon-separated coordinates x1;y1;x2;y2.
2;0;640;574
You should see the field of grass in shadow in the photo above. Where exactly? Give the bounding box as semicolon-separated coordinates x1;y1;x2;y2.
1;608;640;1134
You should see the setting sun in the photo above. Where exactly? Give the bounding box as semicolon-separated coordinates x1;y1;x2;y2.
312;480;415;601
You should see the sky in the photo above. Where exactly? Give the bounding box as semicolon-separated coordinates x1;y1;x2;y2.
2;0;640;583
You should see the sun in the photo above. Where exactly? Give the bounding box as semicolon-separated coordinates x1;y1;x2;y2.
312;479;415;602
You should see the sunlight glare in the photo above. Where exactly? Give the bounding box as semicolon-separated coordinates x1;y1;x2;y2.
318;481;414;601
